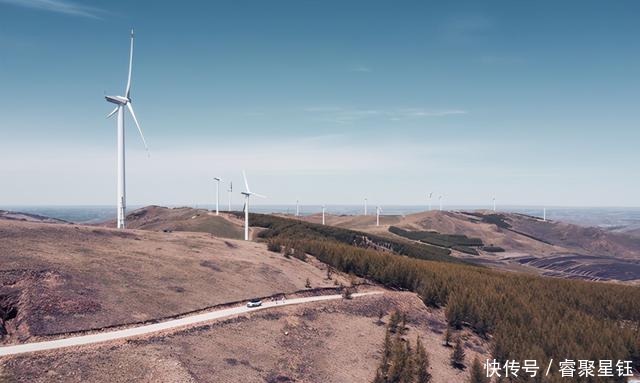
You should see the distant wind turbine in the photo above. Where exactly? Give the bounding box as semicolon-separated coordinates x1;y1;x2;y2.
543;207;547;222
322;205;326;225
228;181;233;211
241;171;266;241
105;29;149;229
296;200;300;217
364;198;368;216
492;197;496;212
439;195;443;211
376;206;383;227
213;177;222;215
428;192;433;211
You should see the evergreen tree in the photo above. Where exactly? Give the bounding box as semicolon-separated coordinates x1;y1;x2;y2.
414;337;432;383
389;311;401;334
451;337;466;369
377;309;385;325
443;326;452;347
468;357;488;383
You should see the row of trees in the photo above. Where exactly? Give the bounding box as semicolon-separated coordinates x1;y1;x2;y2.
254;215;640;382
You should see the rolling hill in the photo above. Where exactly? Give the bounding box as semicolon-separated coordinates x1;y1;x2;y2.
0;218;489;382
296;209;640;282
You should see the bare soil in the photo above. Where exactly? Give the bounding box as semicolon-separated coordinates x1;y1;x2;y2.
0;292;489;383
0;219;346;343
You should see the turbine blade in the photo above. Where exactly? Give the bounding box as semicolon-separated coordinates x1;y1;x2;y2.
106;106;118;119
126;103;149;155
125;29;134;99
242;170;251;193
252;193;266;199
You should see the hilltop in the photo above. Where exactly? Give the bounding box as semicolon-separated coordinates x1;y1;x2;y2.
98;205;244;239
0;218;489;382
0;210;69;225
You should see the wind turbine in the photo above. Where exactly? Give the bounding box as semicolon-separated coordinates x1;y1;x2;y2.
439;195;443;211
364;198;368;216
213;177;222;215
105;29;149;229
492;197;496;212
543;207;547;222
241;171;265;241
296;200;300;217
228;181;233;211
322;205;326;225
376;206;383;226
428;192;433;211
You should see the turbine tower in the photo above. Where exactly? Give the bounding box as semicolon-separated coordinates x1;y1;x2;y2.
543;207;547;222
439;195;443;211
364;198;368;216
213;177;222;215
322;205;326;225
428;192;433;211
296;200;300;217
105;29;149;229
241;171;265;241
228;181;233;211
376;206;383;226
492;197;496;212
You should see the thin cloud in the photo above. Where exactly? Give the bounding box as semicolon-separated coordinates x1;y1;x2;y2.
305;107;467;124
0;0;106;18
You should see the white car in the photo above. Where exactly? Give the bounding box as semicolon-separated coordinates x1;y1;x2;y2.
246;299;262;308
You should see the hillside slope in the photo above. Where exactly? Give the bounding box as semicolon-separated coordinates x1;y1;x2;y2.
298;210;640;282
0;219;342;342
100;206;244;239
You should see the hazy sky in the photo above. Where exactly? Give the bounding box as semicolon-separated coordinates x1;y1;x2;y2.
1;0;639;207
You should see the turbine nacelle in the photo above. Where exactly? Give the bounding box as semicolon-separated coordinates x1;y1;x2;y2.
105;95;130;105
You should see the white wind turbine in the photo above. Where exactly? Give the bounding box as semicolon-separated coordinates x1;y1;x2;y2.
376;206;383;226
364;198;368;216
241;171;265;241
105;29;149;229
228;181;233;211
428;192;433;211
322;205;326;225
492;196;496;212
296;200;300;217
439;195;443;211
213;177;222;215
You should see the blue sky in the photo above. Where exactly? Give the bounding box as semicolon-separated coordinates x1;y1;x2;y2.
1;0;639;207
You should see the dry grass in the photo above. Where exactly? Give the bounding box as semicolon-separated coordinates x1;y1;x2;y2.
0;292;489;383
0;220;342;342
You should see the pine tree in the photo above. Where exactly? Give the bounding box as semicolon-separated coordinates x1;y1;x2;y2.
451;337;466;369
381;329;392;376
387;336;409;383
414;337;432;382
389;311;401;334
377;309;385;325
468;357;488;383
443;326;452;347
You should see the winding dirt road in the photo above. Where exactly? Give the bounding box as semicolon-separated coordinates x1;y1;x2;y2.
0;291;381;357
